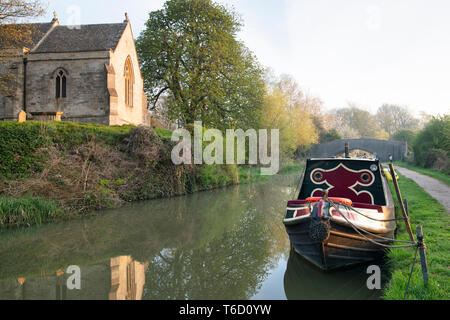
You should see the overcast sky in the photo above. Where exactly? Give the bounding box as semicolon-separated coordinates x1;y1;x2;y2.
40;0;450;116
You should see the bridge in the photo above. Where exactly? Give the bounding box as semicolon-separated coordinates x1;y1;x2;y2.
309;139;408;162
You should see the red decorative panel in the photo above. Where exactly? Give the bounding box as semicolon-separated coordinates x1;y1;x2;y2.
310;163;376;204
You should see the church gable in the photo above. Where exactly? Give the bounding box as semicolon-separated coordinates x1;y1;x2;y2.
108;21;148;126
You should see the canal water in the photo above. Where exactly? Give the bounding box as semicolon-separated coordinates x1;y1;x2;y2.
0;175;384;300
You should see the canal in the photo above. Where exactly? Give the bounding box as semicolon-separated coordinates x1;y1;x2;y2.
0;175;383;300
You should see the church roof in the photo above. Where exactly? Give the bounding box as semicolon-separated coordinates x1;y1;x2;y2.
0;22;54;50
33;22;128;53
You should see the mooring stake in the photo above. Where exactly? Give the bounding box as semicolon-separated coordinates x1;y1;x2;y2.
389;163;415;242
417;226;429;286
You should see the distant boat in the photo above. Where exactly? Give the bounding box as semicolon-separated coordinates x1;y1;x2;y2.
283;155;397;271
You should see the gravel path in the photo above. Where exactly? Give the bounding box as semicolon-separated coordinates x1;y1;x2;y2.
396;166;450;213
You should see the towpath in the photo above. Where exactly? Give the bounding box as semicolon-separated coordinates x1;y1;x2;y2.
396;166;450;213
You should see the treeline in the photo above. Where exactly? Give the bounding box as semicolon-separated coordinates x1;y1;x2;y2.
135;0;335;161
136;0;448;166
328;105;449;173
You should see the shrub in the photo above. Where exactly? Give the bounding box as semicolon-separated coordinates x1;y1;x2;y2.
0;121;134;179
413;115;449;168
320;129;342;143
425;149;450;174
0;122;51;179
391;129;417;152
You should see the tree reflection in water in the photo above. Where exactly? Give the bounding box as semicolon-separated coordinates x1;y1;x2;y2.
0;176;296;300
143;176;294;300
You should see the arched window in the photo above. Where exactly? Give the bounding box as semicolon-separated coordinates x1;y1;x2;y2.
55;69;67;99
124;57;134;107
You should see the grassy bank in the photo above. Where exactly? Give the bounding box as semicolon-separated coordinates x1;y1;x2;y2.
396;161;450;186
383;172;449;300
0;197;63;228
0;121;298;229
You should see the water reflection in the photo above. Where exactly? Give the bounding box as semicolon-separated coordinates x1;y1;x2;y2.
0;176;294;300
284;250;384;300
0;175;384;300
0;256;147;300
110;256;148;300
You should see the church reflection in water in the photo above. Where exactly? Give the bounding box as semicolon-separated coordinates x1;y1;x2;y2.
109;256;149;300
1;256;149;301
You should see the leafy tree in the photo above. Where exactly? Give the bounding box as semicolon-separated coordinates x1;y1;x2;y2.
413;115;449;167
391;129;417;151
0;0;45;95
334;105;382;139
261;75;318;159
376;104;419;136
320;129;342;143
136;0;265;130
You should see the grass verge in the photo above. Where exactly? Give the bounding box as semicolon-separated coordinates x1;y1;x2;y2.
383;172;449;300
396;161;450;186
0;197;63;228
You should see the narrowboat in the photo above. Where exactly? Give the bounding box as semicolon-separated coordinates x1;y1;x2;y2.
283;157;396;271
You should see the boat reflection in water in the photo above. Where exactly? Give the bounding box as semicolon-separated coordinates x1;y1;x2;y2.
284;250;385;300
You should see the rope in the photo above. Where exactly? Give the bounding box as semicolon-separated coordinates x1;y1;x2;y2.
340;203;406;223
309;218;331;242
329;200;417;249
328;200;416;245
404;246;419;300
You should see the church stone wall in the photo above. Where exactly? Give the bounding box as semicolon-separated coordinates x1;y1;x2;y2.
26;51;111;125
109;23;149;126
0;55;25;121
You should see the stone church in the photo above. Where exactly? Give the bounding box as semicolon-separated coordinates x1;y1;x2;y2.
0;13;150;126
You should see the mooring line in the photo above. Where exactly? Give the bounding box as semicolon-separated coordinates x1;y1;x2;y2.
329;201;417;249
329;200;416;245
340;203;406;223
404;246;419;300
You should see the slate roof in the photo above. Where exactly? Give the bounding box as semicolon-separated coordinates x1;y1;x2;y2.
0;22;54;50
33;22;128;53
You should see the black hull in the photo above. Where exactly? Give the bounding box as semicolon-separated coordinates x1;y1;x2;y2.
284;217;394;271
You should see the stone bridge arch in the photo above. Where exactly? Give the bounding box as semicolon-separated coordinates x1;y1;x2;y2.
310;139;408;162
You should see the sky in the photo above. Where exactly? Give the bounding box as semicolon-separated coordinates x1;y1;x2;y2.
38;0;450;116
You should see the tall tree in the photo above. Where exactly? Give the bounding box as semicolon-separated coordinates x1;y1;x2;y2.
261;75;319;158
376;104;419;136
0;0;45;95
136;0;265;130
334;105;382;139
